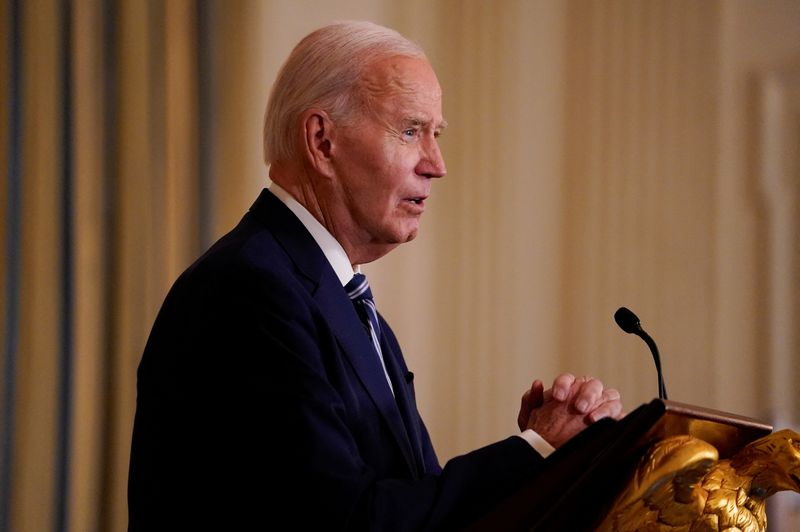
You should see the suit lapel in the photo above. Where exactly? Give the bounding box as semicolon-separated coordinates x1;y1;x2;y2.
379;331;425;475
248;190;417;475
314;281;417;474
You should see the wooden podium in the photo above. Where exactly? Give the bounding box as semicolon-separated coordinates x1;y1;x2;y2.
468;399;773;531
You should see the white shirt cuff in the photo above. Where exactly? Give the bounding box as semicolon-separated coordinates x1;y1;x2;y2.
517;429;555;458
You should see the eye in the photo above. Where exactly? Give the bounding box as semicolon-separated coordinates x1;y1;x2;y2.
402;128;418;139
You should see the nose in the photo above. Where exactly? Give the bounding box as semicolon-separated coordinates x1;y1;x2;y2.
416;136;447;179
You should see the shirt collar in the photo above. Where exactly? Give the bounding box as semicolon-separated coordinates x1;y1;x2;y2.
268;182;357;286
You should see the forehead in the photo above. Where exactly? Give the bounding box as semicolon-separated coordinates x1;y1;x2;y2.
360;55;444;123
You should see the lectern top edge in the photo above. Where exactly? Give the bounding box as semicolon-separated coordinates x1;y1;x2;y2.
660;398;773;433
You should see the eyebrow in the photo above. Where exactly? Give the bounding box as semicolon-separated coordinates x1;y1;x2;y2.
403;116;448;131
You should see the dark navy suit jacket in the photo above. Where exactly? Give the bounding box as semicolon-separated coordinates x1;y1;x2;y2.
128;189;543;531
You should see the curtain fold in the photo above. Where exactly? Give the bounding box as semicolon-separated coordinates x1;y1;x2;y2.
2;1;206;530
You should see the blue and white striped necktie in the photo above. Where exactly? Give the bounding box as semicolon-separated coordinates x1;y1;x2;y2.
345;273;394;395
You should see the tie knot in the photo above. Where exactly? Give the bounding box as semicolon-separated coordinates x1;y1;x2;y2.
345;273;373;302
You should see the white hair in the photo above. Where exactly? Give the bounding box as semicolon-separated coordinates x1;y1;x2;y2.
263;21;425;166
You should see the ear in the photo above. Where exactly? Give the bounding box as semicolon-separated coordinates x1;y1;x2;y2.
301;109;336;178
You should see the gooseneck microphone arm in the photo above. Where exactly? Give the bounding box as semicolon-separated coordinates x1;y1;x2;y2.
637;328;667;400
614;307;668;400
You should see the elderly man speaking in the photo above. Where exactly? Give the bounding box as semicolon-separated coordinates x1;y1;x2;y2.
128;21;623;531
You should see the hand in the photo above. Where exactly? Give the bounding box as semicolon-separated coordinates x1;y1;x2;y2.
517;373;623;448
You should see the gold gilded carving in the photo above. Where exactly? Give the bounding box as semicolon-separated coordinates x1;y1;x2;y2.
599;429;800;531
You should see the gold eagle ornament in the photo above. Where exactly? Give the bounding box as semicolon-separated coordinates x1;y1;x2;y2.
599;429;800;531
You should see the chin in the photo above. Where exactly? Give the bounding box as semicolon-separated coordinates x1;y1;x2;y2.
394;226;420;243
382;223;420;244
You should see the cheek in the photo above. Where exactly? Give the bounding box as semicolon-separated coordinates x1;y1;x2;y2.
343;143;412;214
379;150;415;189
363;160;405;200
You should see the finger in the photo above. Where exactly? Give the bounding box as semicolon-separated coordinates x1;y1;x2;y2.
600;387;620;403
519;388;532;412
572;378;604;414
520;379;545;412
518;379;547;430
551;373;575;401
586;388;624;421
531;379;545;408
518;389;532;430
588;398;624;422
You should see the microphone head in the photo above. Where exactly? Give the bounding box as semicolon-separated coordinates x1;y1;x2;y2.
614;307;642;334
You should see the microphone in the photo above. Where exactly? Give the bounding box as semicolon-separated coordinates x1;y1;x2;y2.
614;307;668;400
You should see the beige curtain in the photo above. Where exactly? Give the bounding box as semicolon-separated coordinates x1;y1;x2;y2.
3;1;206;530
2;1;799;531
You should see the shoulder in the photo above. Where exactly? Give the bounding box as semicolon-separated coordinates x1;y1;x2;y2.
178;190;329;301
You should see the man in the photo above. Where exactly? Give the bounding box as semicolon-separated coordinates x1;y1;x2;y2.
128;21;623;531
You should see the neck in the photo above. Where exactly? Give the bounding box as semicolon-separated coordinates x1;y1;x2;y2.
269;163;397;266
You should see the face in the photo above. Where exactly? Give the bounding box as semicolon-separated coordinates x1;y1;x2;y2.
324;55;447;264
